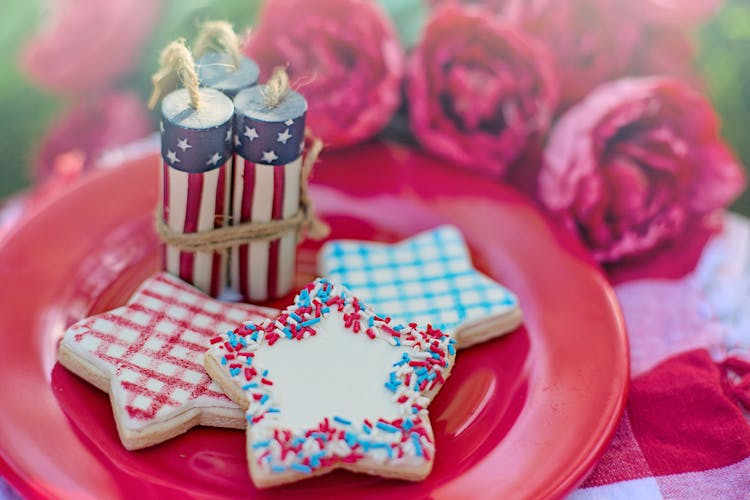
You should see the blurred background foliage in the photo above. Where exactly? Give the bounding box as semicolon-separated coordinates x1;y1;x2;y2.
0;0;748;214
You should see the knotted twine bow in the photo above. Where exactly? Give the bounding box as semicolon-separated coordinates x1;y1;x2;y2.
150;52;330;250
148;38;201;111
193;20;242;69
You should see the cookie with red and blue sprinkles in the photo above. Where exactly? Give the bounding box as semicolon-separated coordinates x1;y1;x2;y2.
204;278;456;488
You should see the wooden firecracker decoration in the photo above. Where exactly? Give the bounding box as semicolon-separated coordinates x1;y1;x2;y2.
150;40;234;297
194;21;260;99
231;69;308;301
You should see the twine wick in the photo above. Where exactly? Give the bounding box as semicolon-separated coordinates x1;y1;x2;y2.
148;38;201;110
264;67;289;108
156;131;329;252
194;20;241;69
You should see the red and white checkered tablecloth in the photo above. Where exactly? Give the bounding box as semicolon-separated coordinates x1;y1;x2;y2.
1;164;749;498
571;213;750;499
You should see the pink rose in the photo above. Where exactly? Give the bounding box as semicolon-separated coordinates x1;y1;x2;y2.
539;78;746;263
246;0;404;148
626;0;724;28
21;0;162;93
629;26;701;85
504;0;641;108
427;0;510;13
35;91;151;182
407;5;557;178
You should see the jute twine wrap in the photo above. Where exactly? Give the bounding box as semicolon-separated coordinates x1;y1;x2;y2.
148;38;201;110
194;21;241;68
155;134;330;252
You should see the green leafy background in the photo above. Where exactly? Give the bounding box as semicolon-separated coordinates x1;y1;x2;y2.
1;0;748;215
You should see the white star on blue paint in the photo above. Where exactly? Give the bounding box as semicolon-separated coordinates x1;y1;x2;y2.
234;134;241;147
166;149;180;164
285;119;294;126
277;128;292;144
206;152;222;166
176;138;191;151
160;121;165;134
262;150;278;163
225;129;232;142
244;126;259;141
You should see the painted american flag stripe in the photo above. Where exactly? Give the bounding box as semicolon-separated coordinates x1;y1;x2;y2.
162;163;228;297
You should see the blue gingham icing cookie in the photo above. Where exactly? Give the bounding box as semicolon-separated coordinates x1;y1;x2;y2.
318;226;523;348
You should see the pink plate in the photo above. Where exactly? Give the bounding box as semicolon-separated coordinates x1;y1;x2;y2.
0;142;628;499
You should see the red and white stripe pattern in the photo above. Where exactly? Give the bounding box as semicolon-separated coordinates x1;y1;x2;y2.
230;154;301;301
161;161;230;297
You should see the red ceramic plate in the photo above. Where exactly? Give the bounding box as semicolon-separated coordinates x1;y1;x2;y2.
0;142;628;499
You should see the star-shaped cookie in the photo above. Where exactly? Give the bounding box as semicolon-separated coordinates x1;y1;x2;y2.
58;272;278;450
318;225;522;349
204;278;456;488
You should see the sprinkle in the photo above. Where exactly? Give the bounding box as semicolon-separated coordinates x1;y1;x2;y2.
290;313;303;323
252;440;271;449
362;424;371;434
220;357;227;366
344;432;359;448
260;394;269;404
300;317;321;327
209;337;222;344
271;465;286;473
290;463;312;474
448;343;456;355
393;353;410;367
229;367;240;377
403;419;414;431
333;416;352;426
411;433;423;457
242;382;258;390
384;381;401;393
375;421;400;433
310;451;326;468
267;407;280;413
261;378;273;386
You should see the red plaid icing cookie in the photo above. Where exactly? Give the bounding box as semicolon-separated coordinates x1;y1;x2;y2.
58;272;277;449
204;278;456;488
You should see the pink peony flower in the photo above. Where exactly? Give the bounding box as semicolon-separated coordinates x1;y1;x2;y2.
539;77;745;263
245;0;404;148
504;0;641;108
35;91;151;182
426;0;510;14
21;0;162;94
629;26;702;85
626;0;724;29
407;5;557;178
